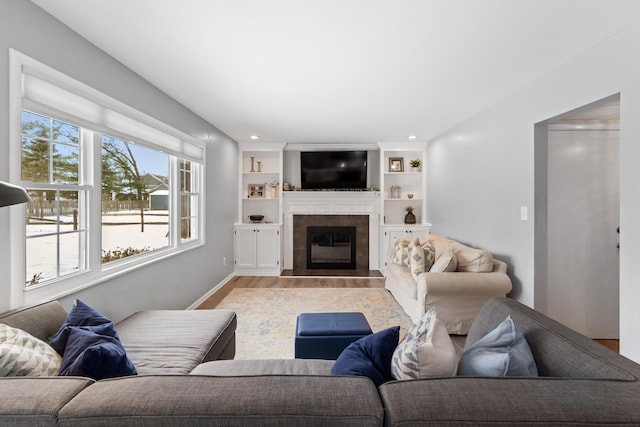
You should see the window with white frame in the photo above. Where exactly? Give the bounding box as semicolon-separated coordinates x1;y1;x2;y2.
22;111;86;286
10;50;205;306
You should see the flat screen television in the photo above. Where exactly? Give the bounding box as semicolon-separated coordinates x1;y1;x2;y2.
300;151;367;190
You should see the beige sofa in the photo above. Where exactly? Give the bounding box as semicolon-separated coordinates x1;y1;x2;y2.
385;234;512;334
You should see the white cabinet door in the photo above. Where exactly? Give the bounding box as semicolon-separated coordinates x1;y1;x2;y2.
255;227;280;269
234;224;282;275
234;227;257;269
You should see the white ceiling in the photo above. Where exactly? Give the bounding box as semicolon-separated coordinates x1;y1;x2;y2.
31;0;640;145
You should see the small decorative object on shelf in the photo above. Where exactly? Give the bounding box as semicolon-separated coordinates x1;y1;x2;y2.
266;180;279;198
409;158;421;172
248;184;265;198
250;155;256;172
283;182;290;191
257;160;262;172
407;193;414;199
390;185;401;199
404;206;416;224
249;215;264;223
389;157;404;172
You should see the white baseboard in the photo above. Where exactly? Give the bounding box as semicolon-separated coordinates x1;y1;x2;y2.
187;273;235;310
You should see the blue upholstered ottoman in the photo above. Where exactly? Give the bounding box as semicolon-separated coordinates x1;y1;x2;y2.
294;312;372;360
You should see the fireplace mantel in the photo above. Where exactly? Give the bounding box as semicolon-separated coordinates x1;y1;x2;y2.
282;191;381;270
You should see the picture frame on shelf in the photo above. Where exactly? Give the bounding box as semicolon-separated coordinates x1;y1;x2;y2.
248;184;265;198
389;157;404;172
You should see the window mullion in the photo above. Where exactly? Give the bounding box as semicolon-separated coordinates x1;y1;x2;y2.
87;130;102;273
170;156;179;248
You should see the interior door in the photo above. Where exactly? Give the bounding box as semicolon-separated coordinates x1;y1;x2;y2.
546;127;619;338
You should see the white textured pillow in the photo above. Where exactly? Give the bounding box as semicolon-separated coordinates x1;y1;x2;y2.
429;245;457;272
409;240;436;280
0;323;62;377
391;308;458;380
392;238;417;267
409;241;425;280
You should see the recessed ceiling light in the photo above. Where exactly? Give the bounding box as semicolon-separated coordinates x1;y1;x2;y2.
408;135;417;140
250;135;259;140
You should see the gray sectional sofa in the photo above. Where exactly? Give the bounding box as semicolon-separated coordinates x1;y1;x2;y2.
1;297;640;426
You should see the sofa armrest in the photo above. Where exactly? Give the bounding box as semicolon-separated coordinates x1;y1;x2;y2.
0;300;68;342
415;272;512;334
416;271;512;302
380;377;640;425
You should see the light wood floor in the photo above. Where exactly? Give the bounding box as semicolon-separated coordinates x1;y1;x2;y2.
197;275;620;353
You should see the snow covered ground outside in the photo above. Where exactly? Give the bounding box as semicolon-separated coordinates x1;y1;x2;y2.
26;211;169;284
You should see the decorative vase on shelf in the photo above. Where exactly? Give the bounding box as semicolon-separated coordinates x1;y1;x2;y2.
409;159;421;172
267;180;279;199
404;206;416;224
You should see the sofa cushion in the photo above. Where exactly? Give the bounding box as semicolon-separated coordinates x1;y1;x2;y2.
0;324;62;377
429;245;457;272
58;327;137;380
331;326;400;387
392;238;416;267
391;308;457;380
0;377;93;427
449;240;494;272
192;359;335;376
115;309;237;374
458;315;538;377
58;375;384;426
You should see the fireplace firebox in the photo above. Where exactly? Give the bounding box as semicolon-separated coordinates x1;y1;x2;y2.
306;226;356;269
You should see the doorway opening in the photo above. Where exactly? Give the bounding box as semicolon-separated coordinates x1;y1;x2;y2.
534;94;620;341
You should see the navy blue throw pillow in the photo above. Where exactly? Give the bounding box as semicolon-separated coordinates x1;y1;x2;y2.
49;299;121;355
331;326;400;386
50;300;136;380
59;326;137;380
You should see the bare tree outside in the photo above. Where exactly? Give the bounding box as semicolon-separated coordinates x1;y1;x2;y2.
101;136;147;232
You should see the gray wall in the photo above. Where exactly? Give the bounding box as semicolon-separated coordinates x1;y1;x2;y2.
0;1;238;321
427;21;640;361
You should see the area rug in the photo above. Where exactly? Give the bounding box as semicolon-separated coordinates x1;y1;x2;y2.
215;288;413;359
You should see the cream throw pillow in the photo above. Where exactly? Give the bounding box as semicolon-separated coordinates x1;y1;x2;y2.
422;234;450;260
391;308;458;380
392;238;417;267
0;323;62;377
429;245;457;272
409;242;425;280
409;240;436;280
449;240;493;272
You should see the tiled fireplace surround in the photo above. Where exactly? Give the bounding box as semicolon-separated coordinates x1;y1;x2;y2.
293;215;369;270
283;192;380;271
